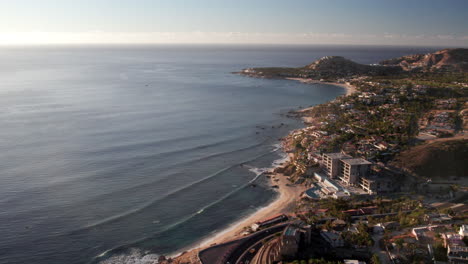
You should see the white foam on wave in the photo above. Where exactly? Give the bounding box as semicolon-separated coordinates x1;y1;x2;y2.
247;143;289;182
101;144;291;262
174;201;275;257
163;144;291;258
98;248;160;264
248;167;268;177
271;143;282;152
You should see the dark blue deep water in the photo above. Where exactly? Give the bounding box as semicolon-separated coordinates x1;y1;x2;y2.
0;45;438;264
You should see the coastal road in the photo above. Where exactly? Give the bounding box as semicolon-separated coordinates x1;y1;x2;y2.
199;224;287;264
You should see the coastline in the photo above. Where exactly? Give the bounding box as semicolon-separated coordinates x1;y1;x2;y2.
285;77;356;96
199;156;305;247
284;78;356;113
172;79;351;263
172;155;307;263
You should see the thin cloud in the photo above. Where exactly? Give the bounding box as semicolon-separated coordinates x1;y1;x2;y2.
0;31;466;46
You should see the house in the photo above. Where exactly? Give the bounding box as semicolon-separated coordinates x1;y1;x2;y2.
359;206;378;215
373;225;384;234
344;260;366;264
444;233;466;248
381;221;400;230
424;213;452;224
343;209;361;216
445;233;468;263
332;219;347;231
251;214;288;231
321;231;344;248
448;246;468;264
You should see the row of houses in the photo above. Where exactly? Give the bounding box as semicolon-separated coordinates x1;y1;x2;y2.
412;224;468;263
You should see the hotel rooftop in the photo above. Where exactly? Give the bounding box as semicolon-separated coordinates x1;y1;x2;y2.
341;158;372;165
323;152;351;159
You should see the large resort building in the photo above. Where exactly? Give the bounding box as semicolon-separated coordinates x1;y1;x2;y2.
320;153;396;195
339;158;372;186
322;153;371;186
322;152;351;179
321;153;382;193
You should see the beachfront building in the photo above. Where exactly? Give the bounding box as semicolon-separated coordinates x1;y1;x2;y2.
251;214;288;232
339;158;371;186
322;152;351;179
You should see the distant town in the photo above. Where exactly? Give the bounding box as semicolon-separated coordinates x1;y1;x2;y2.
170;48;468;264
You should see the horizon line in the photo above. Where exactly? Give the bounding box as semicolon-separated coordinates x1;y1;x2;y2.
0;42;464;49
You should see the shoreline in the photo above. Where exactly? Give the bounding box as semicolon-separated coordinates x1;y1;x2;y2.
284;78;356;113
172;78;352;263
172;155;307;263
198;156;305;247
285;77;356;96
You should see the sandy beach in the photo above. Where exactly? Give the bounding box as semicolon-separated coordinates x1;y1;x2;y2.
285;77;357;96
200;163;306;247
172;158;307;263
282;78;357;115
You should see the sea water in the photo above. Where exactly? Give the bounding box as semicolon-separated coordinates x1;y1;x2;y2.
0;44;437;264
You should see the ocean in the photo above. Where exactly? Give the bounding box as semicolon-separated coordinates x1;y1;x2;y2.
0;45;437;264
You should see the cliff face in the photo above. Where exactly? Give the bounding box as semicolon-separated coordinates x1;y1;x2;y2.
380;48;468;73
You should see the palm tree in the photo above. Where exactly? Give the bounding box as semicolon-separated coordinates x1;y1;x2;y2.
371;254;381;264
395;238;404;255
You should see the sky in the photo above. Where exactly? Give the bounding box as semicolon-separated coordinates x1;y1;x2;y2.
0;0;467;46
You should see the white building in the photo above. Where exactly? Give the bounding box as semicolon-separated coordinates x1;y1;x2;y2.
459;225;468;237
344;260;366;264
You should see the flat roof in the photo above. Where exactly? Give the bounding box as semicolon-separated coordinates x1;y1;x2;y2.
321;231;341;240
323;152;351;159
341;158;372;165
284;226;298;237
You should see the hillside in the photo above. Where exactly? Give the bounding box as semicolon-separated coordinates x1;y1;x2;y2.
391;138;468;179
239;56;401;79
239;48;468;80
380;48;468;73
304;56;373;74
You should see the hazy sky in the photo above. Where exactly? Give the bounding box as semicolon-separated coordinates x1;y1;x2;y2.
1;0;467;46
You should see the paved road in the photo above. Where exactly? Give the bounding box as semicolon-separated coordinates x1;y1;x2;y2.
199;224;287;264
371;234;392;264
225;224;286;264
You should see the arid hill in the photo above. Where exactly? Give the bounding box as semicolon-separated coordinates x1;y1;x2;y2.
304;56;372;74
239;48;468;80
391;138;468;179
380;48;468;73
239;55;401;79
